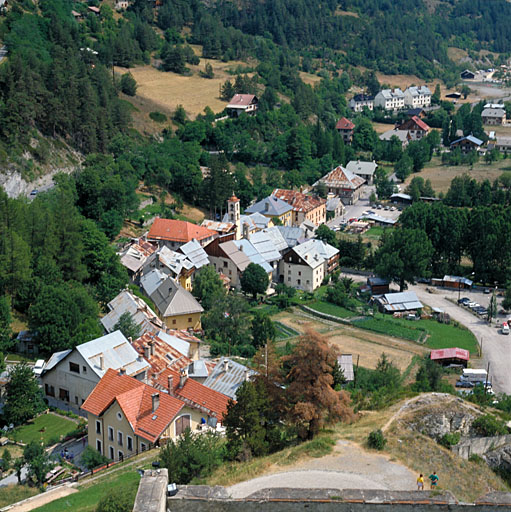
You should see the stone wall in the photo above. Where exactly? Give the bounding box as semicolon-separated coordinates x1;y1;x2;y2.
132;469;168;512
451;434;511;460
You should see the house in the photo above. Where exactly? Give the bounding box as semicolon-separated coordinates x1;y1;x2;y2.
349;94;374;112
335;117;355;144
337;354;354;382
245;196;293;227
135;329;203;362
374;89;405;111
279;239;339;292
140;270;203;330
15;331;39;356
41;331;150;414
396;116;430;141
313;166;365;205
450;135;483;154
115;0;128;9
430;348;469;368
460;70;475;80
495;136;511;154
367;277;390;295
87;6;100;15
431;275;473;290
201;220;236;237
403;86;432;108
71;10;83;20
390;193;413;204
326;197;344;220
481;108;506;126
272;189;327;226
203;358;256;400
377;292;423;314
226;94;258;117
81;369;201;460
100;290;163;336
233;239;274;281
345;160;378;185
119;239;158;282
205;239;251;288
147;219;216;250
275;226;307;248
248;231;282;266
484;103;506;110
379;129;410;148
179;239;210;271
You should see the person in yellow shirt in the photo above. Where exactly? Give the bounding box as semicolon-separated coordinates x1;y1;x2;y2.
417;473;424;490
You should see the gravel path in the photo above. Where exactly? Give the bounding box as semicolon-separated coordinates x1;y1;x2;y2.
227;440;416;498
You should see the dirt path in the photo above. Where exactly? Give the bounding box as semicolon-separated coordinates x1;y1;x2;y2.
5;485;77;512
227;440;416;498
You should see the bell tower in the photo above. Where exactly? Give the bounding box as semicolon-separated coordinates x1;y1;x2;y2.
227;194;241;240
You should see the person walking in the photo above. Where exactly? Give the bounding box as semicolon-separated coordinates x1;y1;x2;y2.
429;471;439;489
417;474;424;490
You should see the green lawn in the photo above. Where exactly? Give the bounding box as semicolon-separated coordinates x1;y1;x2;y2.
308;300;356;319
365;225;389;239
0;485;40;508
33;469;141;512
353;316;425;342
9;414;77;445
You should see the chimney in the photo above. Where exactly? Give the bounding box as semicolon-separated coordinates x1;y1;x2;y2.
168;375;173;393
119;367;126;376
144;346;150;359
128;337;132;343
150;341;154;356
179;368;188;388
223;359;229;373
265;201;269;212
99;355;104;370
151;393;160;412
244;369;250;382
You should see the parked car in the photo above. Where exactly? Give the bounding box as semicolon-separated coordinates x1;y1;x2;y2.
456;380;474;388
377;204;382;209
468;302;481;309
458;297;471;305
390;206;396;211
384;205;390;210
502;322;509;335
30;189;38;196
483;288;491;294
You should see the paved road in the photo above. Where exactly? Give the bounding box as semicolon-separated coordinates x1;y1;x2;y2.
0;466;28;487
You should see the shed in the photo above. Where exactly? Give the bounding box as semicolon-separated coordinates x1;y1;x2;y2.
337;354;354;382
377;291;423;313
430;348;469;368
367;276;390;295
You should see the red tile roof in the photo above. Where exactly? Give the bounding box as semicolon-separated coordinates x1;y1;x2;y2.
430;348;469;361
272;189;326;213
148;219;216;243
398;116;430;132
81;369;185;443
157;369;231;420
336;117;355;130
227;94;257;107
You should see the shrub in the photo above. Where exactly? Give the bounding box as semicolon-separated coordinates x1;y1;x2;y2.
96;489;132;512
367;429;387;450
439;432;460;448
469;454;484;464
149;111;168;123
120;73;137;96
472;414;508;437
81;446;109;471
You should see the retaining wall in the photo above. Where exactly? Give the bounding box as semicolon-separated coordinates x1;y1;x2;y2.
451;434;511;460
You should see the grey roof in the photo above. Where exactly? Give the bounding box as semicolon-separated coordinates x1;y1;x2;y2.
76;330;150;378
293;239;339;269
379;129;409;142
359;213;396;225
346;160;378;177
378;88;404;99
326;197;343;212
203;358;256;399
43;350;72;373
443;275;473;286
482;108;506;118
368;277;390;286
101;290;162;335
156;246;194;275
496;137;511;146
337;354;354;382
451;135;483;146
219;241;251;272
157;330;192;358
247;212;271;229
179;239;210;269
484;103;505;109
248;231;282;263
245;195;293;216
390;193;413;201
351;94;374;103
187;359;210;379
141;270;203;318
260;227;289;252
406;86;431;96
277;226;307;248
379;292;423;312
233;239;273;273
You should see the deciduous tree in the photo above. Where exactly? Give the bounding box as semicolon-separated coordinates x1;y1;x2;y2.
240;263;269;299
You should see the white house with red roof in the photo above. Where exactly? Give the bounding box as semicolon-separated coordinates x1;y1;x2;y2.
226;94;258;117
313;166;366;205
147;219;216;250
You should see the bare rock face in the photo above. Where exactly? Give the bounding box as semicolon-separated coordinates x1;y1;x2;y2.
397;393;481;440
484;446;511;471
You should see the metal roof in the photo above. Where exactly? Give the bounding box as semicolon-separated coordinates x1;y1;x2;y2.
430;348;469;361
219;241;252;272
482;108;506;118
187;359;210;379
155;246;194;275
405;85;431;96
101;290;163;335
360;214;396;225
76;330;150;378
245;195;293;216
276;226;306;248
346;160;378;176
203;358;256;399
326;197;343;212
248;231;282;263
260;227;289;252
380;129;409;142
390;193;413;201
292;239;339;269
155;330;192;360
179;239;210;269
451;135;483;146
43;350;72;373
247;212;271;229
337;354;354;381
379;291;423;312
233;239;273;273
442;275;473;286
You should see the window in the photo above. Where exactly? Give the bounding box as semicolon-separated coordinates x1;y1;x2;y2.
75;396;79;405
223;261;228;268
96;440;102;454
69;362;80;374
288;270;291;275
109;446;114;460
108;427;114;442
96;421;101;434
118;431;123;446
127;436;133;452
297;279;301;285
298;271;301;276
141;443;147;452
175;415;191;437
59;388;70;402
118;451;124;462
45;384;55;397
172;319;177;325
188;317;192;323
288;277;291;282
83;366;87;373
